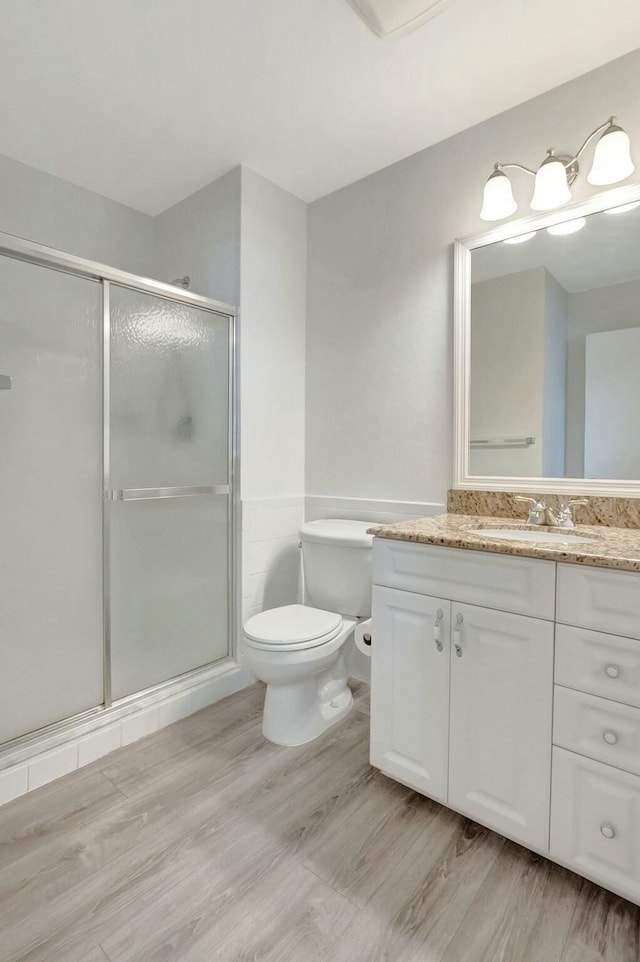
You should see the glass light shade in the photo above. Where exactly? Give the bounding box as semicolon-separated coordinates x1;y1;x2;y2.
480;170;517;221
546;217;586;236
588;125;635;185
503;231;536;245
530;154;572;211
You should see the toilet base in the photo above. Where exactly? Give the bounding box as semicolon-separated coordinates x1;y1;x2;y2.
262;676;353;747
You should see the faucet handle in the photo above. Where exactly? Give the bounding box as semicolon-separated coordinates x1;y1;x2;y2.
556;498;588;528
514;495;547;524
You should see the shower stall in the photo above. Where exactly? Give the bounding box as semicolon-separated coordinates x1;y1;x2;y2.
0;231;237;756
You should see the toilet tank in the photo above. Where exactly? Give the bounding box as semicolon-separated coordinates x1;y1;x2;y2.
300;519;374;617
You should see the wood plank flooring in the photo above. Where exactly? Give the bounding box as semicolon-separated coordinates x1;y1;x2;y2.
0;682;638;962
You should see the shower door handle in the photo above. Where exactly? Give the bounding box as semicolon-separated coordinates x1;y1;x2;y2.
0;375;12;389
107;484;230;501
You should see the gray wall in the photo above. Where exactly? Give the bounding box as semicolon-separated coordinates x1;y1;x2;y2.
566;276;640;477
0;153;154;276
469;269;546;478
239;168;307;500
306;48;640;503
154;167;241;307
154;166;307;500
542;271;568;477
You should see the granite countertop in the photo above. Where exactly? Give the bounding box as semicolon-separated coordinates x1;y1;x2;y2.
368;513;640;573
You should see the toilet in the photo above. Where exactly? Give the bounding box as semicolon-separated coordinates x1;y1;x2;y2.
241;519;374;746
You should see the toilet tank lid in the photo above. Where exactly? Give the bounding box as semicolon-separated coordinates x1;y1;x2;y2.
299;519;375;547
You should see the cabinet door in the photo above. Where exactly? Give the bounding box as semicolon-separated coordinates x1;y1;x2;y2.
448;602;554;849
550;747;640;905
370;586;450;801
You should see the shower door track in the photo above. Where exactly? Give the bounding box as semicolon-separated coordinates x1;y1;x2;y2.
0;230;236;313
0;228;240;761
0;657;242;770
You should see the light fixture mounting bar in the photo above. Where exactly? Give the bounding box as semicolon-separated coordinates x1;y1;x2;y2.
496;156;578;185
573;117;616;163
495;162;537;176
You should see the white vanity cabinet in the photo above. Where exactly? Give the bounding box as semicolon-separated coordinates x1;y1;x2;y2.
370;539;640;905
370;540;555;851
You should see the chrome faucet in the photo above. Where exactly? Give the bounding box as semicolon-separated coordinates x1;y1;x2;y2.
515;496;588;528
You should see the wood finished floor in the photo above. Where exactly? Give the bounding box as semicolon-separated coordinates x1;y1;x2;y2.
1;682;639;962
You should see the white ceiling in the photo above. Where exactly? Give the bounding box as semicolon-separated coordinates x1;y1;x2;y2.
1;0;640;214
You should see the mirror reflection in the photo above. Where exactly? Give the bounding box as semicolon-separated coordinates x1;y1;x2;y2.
469;200;640;480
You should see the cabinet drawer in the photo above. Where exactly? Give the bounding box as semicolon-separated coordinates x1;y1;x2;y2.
557;563;640;640
555;624;640;709
553;686;640;777
373;540;555;620
550;747;640;905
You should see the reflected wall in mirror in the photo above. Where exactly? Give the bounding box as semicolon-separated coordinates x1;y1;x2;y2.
455;185;640;494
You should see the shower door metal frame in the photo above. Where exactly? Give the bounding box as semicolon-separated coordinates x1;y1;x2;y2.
0;229;240;760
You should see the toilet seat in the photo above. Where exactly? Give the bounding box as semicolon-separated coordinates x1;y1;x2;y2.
243;604;343;652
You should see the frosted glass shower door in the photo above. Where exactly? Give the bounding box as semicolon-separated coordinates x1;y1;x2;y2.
108;286;231;700
0;256;103;743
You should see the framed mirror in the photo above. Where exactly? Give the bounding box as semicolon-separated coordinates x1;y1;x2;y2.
454;182;640;496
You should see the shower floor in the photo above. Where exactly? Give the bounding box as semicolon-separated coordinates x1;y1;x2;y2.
0;682;638;961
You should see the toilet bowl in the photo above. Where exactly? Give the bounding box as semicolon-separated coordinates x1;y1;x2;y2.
242;604;357;746
241;519;374;747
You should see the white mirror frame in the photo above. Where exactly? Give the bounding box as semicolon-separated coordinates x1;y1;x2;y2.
454;181;640;497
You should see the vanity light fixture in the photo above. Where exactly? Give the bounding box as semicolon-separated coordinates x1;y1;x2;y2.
546;217;586;236
480;117;635;221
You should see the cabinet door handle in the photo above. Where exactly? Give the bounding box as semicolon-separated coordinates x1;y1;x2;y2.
600;823;616;840
454;612;464;657
433;609;444;652
603;730;618;745
605;664;620;679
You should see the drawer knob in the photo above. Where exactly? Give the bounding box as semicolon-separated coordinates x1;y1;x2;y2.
600;823;616;840
605;664;620;679
603;730;618;745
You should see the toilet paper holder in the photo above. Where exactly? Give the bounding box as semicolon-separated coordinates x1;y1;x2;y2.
355;618;373;657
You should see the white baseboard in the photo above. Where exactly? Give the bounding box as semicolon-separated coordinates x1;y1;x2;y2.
0;659;254;807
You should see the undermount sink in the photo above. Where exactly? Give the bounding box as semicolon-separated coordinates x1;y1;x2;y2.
467;528;597;545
